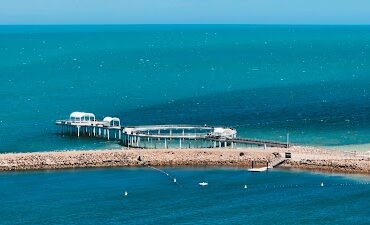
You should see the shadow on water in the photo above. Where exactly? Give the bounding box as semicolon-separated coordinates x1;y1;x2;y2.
121;79;370;145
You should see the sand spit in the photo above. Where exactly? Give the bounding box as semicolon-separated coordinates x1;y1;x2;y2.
1;146;370;174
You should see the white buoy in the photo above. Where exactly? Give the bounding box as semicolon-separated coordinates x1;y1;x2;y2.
244;185;248;189
173;178;177;183
199;182;208;186
321;182;324;187
124;191;128;196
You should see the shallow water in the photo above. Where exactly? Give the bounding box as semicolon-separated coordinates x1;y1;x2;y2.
1;168;370;225
0;25;369;151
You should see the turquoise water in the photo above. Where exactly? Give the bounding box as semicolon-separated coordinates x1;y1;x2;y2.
1;25;370;224
0;25;370;152
1;168;370;224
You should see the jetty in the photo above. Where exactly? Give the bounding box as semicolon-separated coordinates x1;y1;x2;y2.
56;112;291;149
56;112;122;140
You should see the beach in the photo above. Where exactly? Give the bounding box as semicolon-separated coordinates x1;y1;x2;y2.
1;146;370;174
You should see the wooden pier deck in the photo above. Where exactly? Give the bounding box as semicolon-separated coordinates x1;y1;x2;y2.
55;112;122;141
204;137;290;148
56;120;122;140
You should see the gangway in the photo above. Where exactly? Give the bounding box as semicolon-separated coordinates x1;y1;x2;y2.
248;154;286;172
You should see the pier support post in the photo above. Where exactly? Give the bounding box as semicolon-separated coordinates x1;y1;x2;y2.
286;133;290;148
77;126;80;137
107;129;110;140
179;139;182;149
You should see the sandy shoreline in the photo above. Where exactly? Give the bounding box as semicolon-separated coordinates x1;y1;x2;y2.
1;146;370;175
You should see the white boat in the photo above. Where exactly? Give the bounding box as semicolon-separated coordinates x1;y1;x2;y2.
198;182;208;186
248;167;268;172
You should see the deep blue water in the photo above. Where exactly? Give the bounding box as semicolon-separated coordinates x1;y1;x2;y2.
0;25;370;152
1;168;370;225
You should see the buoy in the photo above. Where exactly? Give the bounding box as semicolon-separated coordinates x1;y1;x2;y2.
199;182;208;186
244;185;248;189
320;182;324;187
124;191;128;196
173;178;177;183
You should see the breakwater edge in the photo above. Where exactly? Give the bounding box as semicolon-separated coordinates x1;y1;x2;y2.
1;146;370;175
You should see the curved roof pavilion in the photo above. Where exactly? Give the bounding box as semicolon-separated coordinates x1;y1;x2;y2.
103;117;121;127
69;112;96;122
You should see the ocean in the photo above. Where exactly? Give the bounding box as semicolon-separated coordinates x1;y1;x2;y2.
1;168;370;225
1;25;370;224
0;25;369;152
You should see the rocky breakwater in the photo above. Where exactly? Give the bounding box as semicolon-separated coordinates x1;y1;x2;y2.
0;148;275;171
1;146;369;174
281;146;370;174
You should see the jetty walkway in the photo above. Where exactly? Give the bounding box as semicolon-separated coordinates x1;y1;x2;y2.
56;112;290;149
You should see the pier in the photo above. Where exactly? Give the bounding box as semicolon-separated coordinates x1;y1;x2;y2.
122;125;236;149
122;125;290;148
56;112;290;149
56;112;122;141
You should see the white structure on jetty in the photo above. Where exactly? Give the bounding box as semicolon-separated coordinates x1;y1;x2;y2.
56;111;121;140
103;117;121;127
56;112;290;149
122;125;237;149
69;112;96;123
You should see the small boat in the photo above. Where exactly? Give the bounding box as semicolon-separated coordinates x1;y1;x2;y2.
248;167;268;172
198;182;208;186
